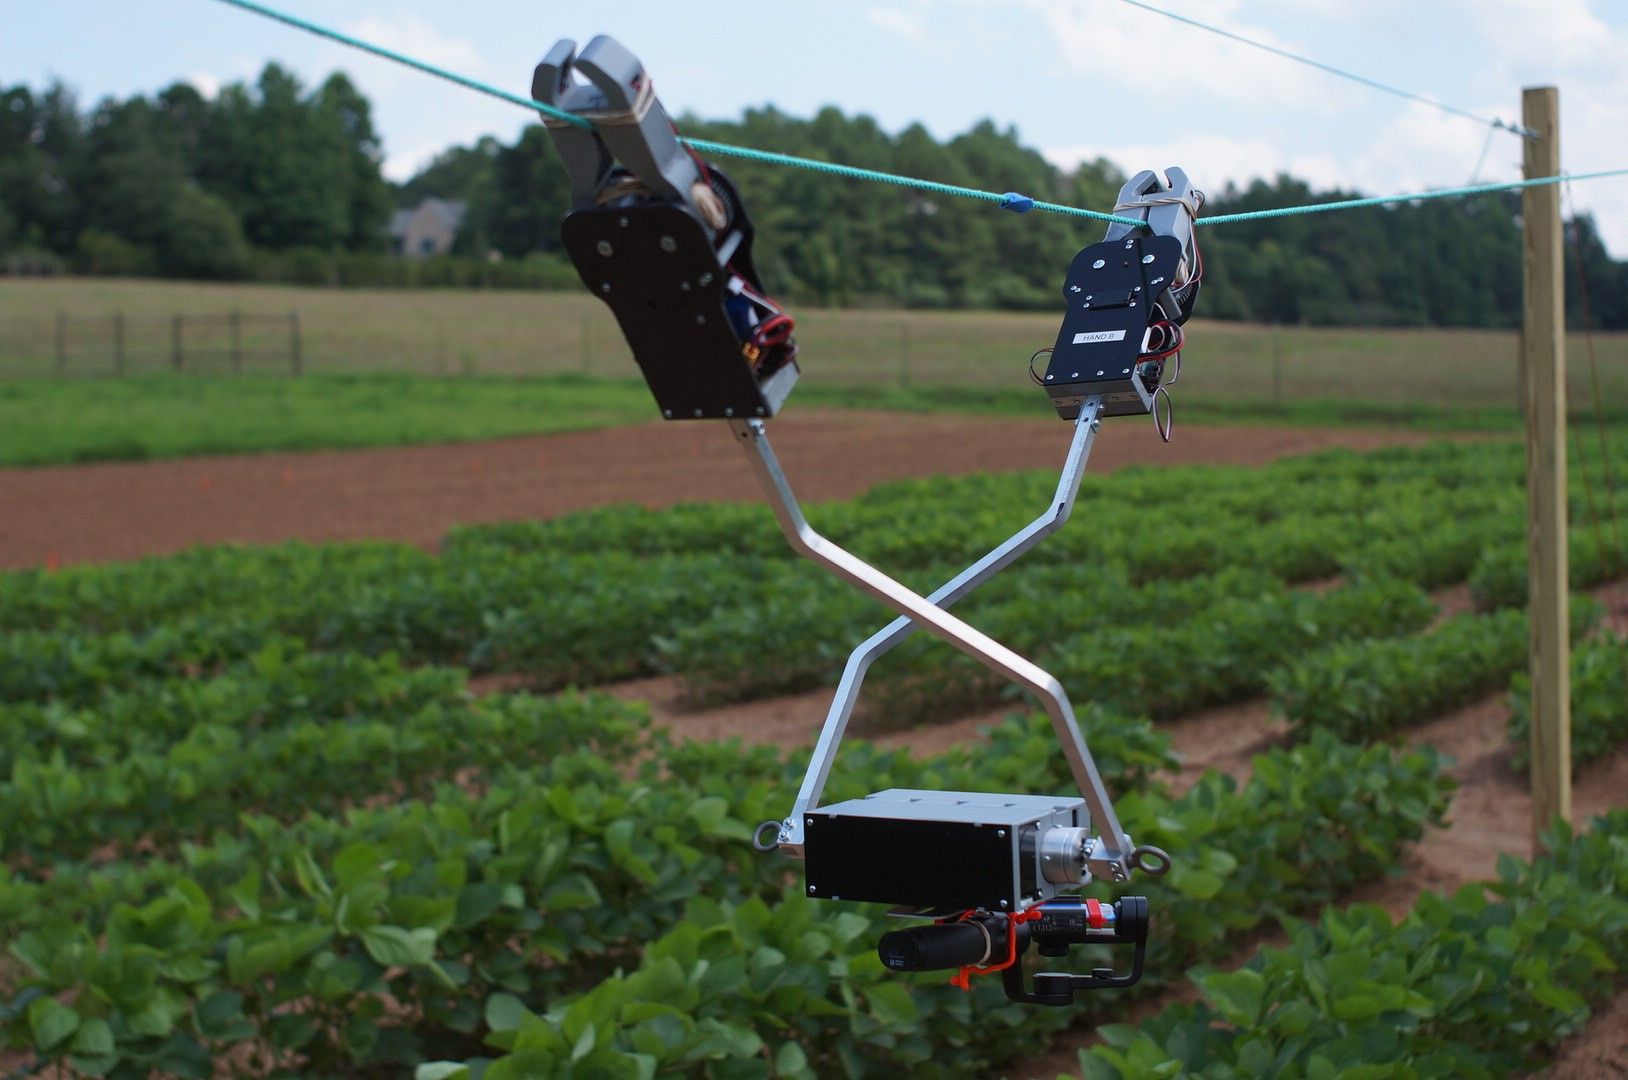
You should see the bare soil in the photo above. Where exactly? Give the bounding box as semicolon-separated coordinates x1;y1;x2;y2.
0;411;1461;569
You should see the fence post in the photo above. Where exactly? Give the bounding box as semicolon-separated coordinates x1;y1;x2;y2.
55;312;66;375
1520;84;1569;854
289;311;302;375
230;311;243;374
1271;330;1283;405
113;312;126;376
172;314;184;372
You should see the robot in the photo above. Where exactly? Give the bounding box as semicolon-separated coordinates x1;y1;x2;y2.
534;36;1201;1004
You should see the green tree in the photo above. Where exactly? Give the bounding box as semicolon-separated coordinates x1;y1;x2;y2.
316;73;392;251
161;184;251;279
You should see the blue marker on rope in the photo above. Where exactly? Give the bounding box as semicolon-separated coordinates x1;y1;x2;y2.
1000;193;1036;214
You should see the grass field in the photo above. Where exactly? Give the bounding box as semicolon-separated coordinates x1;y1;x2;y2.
1;276;1625;465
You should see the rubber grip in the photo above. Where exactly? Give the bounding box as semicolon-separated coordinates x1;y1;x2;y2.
877;922;992;972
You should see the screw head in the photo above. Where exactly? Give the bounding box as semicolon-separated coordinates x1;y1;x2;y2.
693;408;703;417
662;409;672;417
694;314;706;324
699;272;714;285
680;281;691;291
1092;259;1106;269
595;240;613;257
724;407;734;416
618;216;629;228
599;283;611;293
659;235;678;253
999;899;1008;909
756;406;766;416
1096;370;1104;376
808;884;817;893
1142;253;1155;264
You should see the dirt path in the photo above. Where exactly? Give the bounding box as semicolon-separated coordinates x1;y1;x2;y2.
0;412;1462;569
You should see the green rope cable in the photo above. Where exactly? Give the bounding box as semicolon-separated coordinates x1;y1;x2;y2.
212;0;1628;231
210;0;1145;227
213;0;590;128
1113;0;1536;138
1197;169;1628;226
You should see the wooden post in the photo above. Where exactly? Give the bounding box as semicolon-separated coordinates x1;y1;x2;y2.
54;312;66;375
1271;330;1284;405
289;311;303;375
172;314;184;372
1520;85;1570;851
230;311;243;374
113;312;126;376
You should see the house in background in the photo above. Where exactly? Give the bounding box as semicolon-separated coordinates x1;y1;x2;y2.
389;198;467;257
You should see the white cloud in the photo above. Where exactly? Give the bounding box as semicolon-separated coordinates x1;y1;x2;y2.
188;71;221;99
863;4;942;51
338;14;487;81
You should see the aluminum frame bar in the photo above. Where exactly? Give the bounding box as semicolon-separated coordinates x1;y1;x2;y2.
729;405;1133;881
773;399;1101;857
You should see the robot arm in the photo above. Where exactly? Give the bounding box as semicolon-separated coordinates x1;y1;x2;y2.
535;36;798;420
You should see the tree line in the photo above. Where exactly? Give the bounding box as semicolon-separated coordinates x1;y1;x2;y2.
4;70;1624;328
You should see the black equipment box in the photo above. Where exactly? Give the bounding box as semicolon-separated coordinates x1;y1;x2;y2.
803;789;1088;912
1042;234;1184;420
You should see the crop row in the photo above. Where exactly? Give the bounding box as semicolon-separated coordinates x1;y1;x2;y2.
1510;631;1628;773
0;689;648;869
0;711;1450;1077
1075;810;1628;1079
0;643;469;774
1270;598;1601;742
1469;515;1628;611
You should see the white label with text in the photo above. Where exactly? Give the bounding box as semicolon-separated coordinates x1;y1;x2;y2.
1073;329;1127;344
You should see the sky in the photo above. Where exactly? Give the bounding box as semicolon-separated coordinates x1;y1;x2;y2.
8;0;1628;254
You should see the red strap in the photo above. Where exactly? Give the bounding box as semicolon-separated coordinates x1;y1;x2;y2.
1085;898;1106;929
950;908;1044;991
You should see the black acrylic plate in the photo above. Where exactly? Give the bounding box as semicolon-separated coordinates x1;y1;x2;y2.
1042;235;1183;418
562;205;778;420
804;815;1014;911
